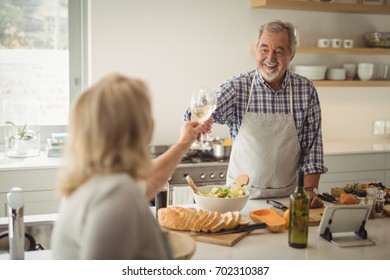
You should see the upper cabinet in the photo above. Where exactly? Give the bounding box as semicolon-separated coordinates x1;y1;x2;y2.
250;0;390;87
251;0;390;15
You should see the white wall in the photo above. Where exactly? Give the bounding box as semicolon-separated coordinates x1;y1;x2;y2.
90;0;390;144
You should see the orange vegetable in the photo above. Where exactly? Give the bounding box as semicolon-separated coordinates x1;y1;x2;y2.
339;193;356;205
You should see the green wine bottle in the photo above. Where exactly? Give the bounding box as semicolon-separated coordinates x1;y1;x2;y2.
288;169;309;248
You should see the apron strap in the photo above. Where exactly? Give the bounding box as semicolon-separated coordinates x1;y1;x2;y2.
246;73;293;114
289;80;293;115
245;74;256;113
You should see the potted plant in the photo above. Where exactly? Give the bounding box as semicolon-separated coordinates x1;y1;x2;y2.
4;121;40;157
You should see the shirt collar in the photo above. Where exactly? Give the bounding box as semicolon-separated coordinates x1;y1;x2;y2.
255;69;291;94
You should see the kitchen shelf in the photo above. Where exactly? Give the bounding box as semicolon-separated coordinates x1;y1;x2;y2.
313;80;390;87
251;0;390;15
297;47;390;55
249;46;390;55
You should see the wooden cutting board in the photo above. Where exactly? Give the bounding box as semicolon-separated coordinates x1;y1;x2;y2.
166;228;255;247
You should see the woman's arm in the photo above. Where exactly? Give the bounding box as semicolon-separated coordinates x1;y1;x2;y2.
145;121;202;199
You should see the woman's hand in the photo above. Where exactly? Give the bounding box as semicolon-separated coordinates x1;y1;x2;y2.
178;120;203;149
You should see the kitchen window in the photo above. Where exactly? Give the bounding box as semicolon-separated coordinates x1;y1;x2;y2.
0;0;88;143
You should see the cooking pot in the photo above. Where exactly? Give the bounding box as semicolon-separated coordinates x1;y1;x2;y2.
212;142;232;159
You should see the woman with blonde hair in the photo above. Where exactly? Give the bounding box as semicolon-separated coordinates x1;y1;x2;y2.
51;73;202;259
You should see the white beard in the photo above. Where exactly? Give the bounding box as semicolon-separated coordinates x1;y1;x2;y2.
260;68;279;82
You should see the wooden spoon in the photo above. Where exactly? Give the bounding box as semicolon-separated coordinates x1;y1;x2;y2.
186;175;201;195
234;174;249;188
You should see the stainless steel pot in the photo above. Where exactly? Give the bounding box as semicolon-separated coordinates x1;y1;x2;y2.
212;143;231;159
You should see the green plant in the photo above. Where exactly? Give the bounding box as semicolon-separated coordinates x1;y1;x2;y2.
4;121;34;140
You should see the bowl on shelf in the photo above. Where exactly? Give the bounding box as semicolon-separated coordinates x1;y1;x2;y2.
364;32;390;48
193;186;249;213
292;65;327;80
357;63;375;81
327;68;346;80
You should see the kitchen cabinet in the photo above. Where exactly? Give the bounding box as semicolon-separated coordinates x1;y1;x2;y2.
319;152;389;193
0;168;60;217
250;0;390;87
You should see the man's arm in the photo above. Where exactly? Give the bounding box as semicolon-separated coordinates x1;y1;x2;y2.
304;173;324;208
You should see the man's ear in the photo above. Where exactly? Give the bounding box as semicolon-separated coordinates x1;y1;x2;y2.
290;52;295;61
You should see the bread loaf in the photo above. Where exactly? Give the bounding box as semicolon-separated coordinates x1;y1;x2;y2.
158;206;242;233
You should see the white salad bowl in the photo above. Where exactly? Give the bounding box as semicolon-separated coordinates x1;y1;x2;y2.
193;185;249;213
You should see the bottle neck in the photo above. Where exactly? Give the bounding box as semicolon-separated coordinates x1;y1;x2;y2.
296;169;304;190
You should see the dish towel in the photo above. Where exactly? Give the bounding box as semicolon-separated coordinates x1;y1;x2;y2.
172;186;194;205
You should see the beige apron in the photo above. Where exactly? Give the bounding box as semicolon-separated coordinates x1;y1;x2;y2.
227;74;301;198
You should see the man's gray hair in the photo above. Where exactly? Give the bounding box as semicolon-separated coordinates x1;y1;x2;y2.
258;20;297;55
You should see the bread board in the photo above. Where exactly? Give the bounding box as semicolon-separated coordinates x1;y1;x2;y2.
166;228;253;247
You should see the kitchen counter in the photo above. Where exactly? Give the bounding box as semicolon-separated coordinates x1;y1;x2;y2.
0;139;390;171
1;200;389;260
191;199;390;260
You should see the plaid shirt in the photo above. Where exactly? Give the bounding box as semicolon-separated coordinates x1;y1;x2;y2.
184;69;327;175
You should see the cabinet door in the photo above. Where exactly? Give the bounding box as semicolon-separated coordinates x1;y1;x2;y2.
324;153;386;173
0;190;60;217
0;169;58;193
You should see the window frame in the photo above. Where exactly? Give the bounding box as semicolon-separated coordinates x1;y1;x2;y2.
0;0;90;145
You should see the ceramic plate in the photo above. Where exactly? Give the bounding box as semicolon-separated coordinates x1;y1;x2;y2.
166;231;196;260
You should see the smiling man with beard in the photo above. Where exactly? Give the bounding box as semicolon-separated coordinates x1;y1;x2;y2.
184;20;327;208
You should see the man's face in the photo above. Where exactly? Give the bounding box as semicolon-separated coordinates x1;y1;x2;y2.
255;30;294;89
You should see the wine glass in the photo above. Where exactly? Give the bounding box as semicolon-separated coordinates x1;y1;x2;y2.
190;87;216;150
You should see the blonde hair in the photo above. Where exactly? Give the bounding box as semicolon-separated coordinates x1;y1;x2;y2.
58;73;154;196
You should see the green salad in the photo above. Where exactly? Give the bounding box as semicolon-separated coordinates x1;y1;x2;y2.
203;186;247;198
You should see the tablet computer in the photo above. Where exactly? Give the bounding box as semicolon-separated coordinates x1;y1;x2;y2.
318;204;375;247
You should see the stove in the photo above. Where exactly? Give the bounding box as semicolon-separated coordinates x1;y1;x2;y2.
150;145;229;186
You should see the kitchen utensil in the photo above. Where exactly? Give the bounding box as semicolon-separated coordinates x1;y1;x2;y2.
234;173;249;188
358;63;374;81
186;175;201;195
266;199;288;211
321;192;339;203
292;65;327;80
327;68;346;80
193;185;249;213
194;223;267;236
249;209;286;233
212;141;232;159
318;193;338;204
331;38;342;48
343;39;354;48
343;63;357;80
184;229;252;247
317;38;330;48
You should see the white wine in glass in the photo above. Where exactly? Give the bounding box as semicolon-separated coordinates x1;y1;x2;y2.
190;88;216;149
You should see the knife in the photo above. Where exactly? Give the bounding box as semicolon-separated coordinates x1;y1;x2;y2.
318;192;338;204
312;188;338;204
266;199;289;211
193;223;267;236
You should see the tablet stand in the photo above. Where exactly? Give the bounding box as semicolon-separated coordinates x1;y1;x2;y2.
320;220;368;242
318;205;375;247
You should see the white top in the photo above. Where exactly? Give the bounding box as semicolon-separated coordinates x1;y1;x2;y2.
50;173;172;259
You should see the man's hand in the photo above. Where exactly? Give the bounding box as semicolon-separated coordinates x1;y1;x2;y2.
202;118;213;135
306;188;324;209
